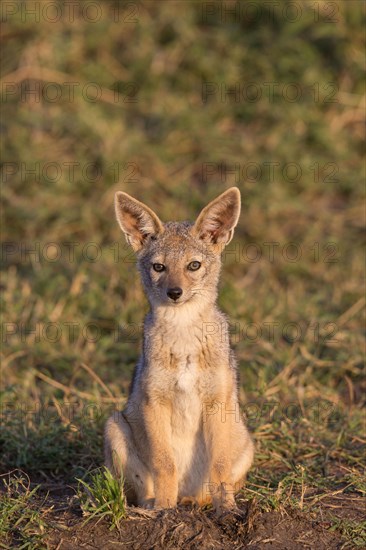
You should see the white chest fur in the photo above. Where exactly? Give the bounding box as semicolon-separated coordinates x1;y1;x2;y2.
175;355;197;392
170;355;203;478
150;309;208;485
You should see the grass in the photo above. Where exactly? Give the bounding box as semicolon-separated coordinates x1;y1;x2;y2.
329;516;366;549
77;467;127;530
1;0;365;547
0;472;46;549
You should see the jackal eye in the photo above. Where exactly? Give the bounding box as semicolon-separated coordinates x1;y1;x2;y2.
152;263;165;272
187;261;201;271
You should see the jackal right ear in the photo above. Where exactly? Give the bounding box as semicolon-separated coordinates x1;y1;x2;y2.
115;192;164;251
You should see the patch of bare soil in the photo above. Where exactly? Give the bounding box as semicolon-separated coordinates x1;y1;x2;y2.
45;494;353;550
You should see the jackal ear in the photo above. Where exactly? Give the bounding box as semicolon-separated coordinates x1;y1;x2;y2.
115;192;164;251
192;187;241;246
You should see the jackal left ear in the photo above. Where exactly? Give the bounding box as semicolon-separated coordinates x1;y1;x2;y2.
192;187;241;246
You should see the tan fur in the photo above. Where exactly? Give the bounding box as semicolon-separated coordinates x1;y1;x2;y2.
105;187;254;514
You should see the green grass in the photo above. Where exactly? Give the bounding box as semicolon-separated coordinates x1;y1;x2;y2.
1;0;365;546
0;473;46;549
77;467;127;530
329;517;366;549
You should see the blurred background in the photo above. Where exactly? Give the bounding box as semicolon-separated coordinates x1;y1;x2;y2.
0;0;365;525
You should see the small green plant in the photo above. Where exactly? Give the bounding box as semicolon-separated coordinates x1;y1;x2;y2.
77;467;126;530
329;516;366;548
0;472;46;549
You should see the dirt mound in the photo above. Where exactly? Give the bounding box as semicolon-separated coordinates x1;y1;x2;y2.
48;499;343;549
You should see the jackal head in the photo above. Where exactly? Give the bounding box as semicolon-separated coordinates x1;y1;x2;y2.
114;188;241;310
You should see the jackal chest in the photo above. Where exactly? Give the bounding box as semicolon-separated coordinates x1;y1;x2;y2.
173;355;198;392
165;325;204;392
147;322;209;404
169;354;202;430
168;355;206;483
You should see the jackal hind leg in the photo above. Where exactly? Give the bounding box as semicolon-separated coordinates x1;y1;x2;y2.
104;412;154;507
231;422;254;489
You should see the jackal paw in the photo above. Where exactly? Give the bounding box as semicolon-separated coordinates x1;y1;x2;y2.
141;497;155;509
216;505;247;531
217;505;245;518
154;497;178;509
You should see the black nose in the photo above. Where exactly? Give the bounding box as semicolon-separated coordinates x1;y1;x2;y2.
167;287;183;301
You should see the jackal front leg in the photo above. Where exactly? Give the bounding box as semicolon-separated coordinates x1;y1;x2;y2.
142;400;178;509
204;400;238;515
